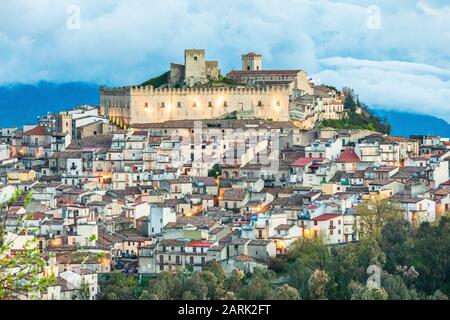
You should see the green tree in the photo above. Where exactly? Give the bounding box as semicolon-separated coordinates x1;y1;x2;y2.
407;217;450;295
184;272;208;300
204;260;225;283
357;199;404;241
100;273;138;300
275;284;301;300
380;218;411;272
308;269;329;300
0;214;55;300
287;259;312;299
75;278;91;300
348;281;388;300
224;269;244;297
208;164;222;178
240;268;275;300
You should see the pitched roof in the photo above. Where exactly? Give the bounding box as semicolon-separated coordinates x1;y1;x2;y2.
222;188;247;201
291;157;323;167
23;126;48;136
337;148;360;163
312;214;342;221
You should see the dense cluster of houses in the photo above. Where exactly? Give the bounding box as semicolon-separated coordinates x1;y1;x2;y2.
1;104;450;300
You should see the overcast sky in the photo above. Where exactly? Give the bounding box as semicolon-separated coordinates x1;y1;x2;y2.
0;0;449;120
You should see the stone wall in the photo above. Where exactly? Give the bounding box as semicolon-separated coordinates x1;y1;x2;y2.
101;85;292;125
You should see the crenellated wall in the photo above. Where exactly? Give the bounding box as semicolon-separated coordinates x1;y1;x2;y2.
101;85;292;125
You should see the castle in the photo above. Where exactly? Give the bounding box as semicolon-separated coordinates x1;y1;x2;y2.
100;49;343;127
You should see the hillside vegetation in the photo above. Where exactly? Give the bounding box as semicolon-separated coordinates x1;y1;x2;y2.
140;71;170;87
318;87;391;134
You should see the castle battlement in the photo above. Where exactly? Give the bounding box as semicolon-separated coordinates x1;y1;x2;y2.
102;84;291;96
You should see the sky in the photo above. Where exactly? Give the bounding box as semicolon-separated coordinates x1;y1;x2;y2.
0;0;449;121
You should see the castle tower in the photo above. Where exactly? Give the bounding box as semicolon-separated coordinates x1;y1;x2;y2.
185;49;206;87
242;52;263;71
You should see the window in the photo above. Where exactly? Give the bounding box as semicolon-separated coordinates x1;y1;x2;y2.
160;102;165;108
257;101;263;107
177;102;182;108
276;101;281;107
194;56;198;61
193;102;197;108
208;101;213;108
224;101;228;108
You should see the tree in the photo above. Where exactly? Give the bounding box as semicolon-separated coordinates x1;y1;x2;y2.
381;272;415;300
204;261;225;284
275;284;301;300
268;256;288;273
308;269;329;300
208;164;222;178
100;273;138;300
199;271;224;300
407;217;450;295
224;269;244;297
287;236;332;271
380;218;412;272
240;268;275;300
184;272;208;300
75;278;91;300
287;259;312;299
0;214;55;300
348;281;388;300
428;290;449;300
148;271;183;300
357;199;404;241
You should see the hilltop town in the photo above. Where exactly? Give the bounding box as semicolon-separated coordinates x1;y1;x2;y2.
1;49;449;300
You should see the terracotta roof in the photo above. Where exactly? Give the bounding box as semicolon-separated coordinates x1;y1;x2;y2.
185;240;215;248
23;126;48;136
312;214;342;221
291;157;323;167
337;149;360;163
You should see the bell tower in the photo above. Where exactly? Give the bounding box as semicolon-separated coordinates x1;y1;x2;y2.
242;52;263;71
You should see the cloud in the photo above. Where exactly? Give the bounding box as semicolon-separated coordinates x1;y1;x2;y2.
316;58;450;121
0;0;449;119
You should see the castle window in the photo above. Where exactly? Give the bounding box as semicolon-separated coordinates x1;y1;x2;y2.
177;102;182;108
276;101;281;107
194;56;198;61
144;103;149;109
160;102;165;108
193;102;197;108
208;101;213;108
224;101;228;108
257;101;263;107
